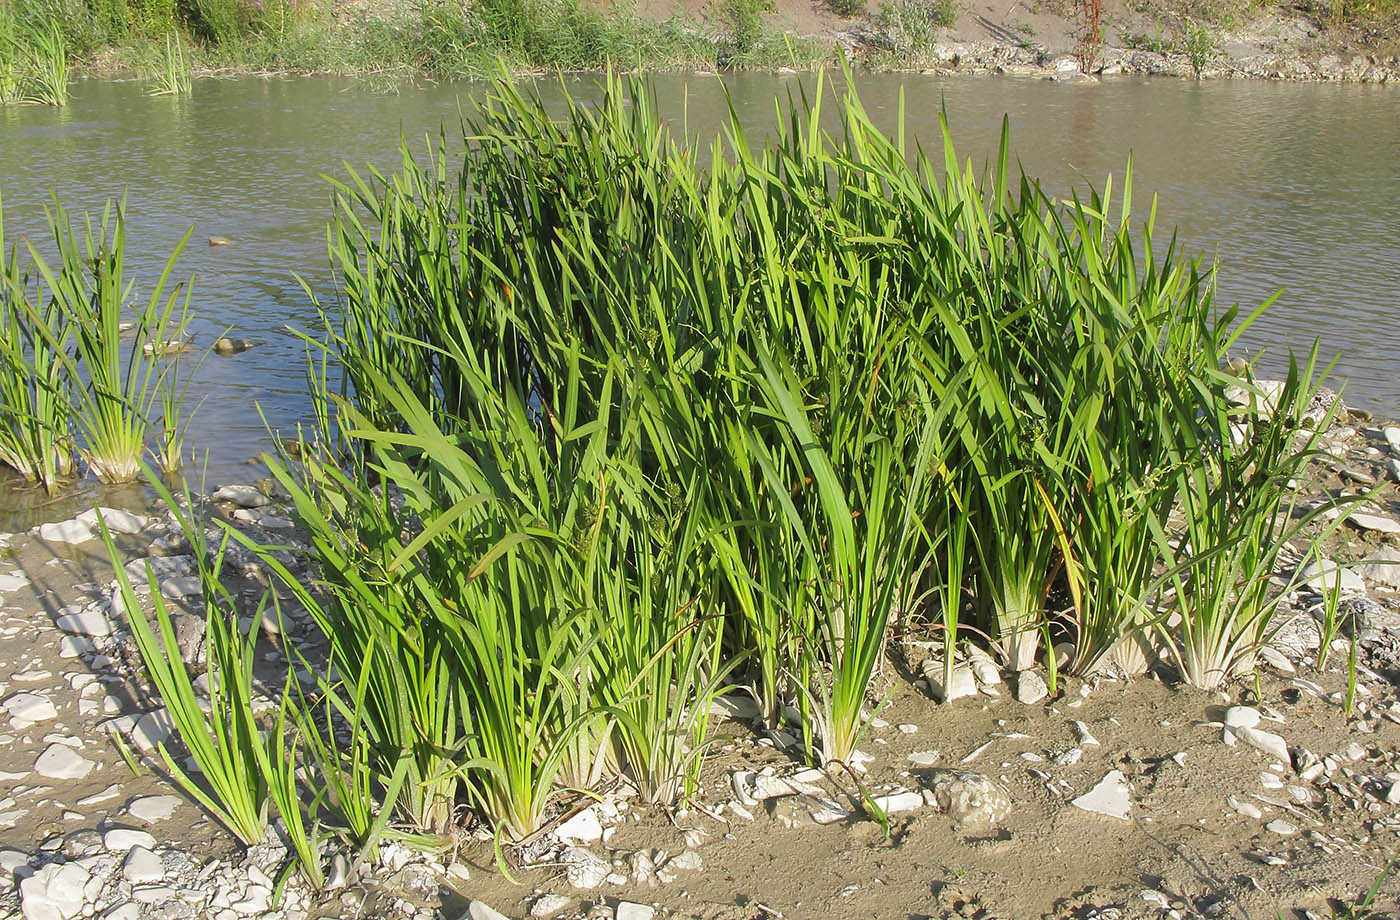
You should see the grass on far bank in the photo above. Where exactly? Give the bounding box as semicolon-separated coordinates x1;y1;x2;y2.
2;0;834;91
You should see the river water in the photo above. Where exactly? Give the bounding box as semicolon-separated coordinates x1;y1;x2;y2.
2;73;1397;491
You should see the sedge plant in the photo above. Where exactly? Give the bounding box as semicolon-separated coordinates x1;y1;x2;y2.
23;197;196;482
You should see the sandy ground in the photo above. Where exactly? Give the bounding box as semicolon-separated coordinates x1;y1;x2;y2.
3;413;1400;920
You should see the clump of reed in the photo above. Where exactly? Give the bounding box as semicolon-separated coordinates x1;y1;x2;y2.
115;70;1342;884
0;194;200;490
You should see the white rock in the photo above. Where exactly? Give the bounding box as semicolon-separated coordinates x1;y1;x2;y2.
907;750;940;767
1234;725;1291;766
530;894;575;918
212;485;268;508
130;709;174;753
35;519;93;545
965;645;1002;686
1227;795;1262;819
54;608;114;638
668;850;702;872
554;807;604;844
4;692;57;723
122;846;165;884
77;508;149;535
1354;545;1400;591
104;828;156;852
1298;559;1365;595
1350;512;1400;534
126;795;181;823
926;771;1013;829
76;785;121;807
158;576;201;600
1015;670;1048;704
33;744;95;780
1386;781;1400;805
98;905;140;920
922;659;977;703
1265;819;1298;836
19;861;89;920
131;884;177;904
896;723;918;734
467;901;511;920
57;637;97;660
124;555;195;582
1384;426;1400;456
230;884;271;914
1224;706;1261;730
872;791;923;814
1071;770;1132;820
1257;645;1296;673
0;572;28;593
561;847;610;889
1070;720;1101;746
616;903;655;920
708;695;762;722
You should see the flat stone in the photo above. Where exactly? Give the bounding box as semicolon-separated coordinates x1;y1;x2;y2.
158;576;201;600
0;572;28;593
1349;512;1400;535
1015;670;1049;704
467;901;511;920
54;608;114;638
1265;818;1298;836
872;790;924;814
1072;770;1132;820
922;659;977;703
1224;706;1261;730
1354;546;1400;591
616;904;655;920
34;743;95;780
18;861;88;920
1383;426;1400;456
130;709;174;753
76;508;149;535
1257;646;1296;673
131;884;178;904
122;846;165;884
75;785;121;807
907;750;941;767
212;485;268;508
104;828;156;852
230;884;271;914
1227;795;1262;819
34;519;93;545
57;636;97;660
561;847;610;889
530;894;575;918
668;850;702;871
1070;720;1101;746
4;692;57;724
126;795;181;823
708;695;762;722
1234;725;1291;766
124;555;195;582
1298;559;1365;595
554;807;604;844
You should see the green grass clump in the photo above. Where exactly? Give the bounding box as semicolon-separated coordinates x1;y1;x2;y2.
0;195;200;489
112;70;1344;880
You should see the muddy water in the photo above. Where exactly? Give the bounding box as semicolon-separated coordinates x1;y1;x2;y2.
1;73;1397;496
